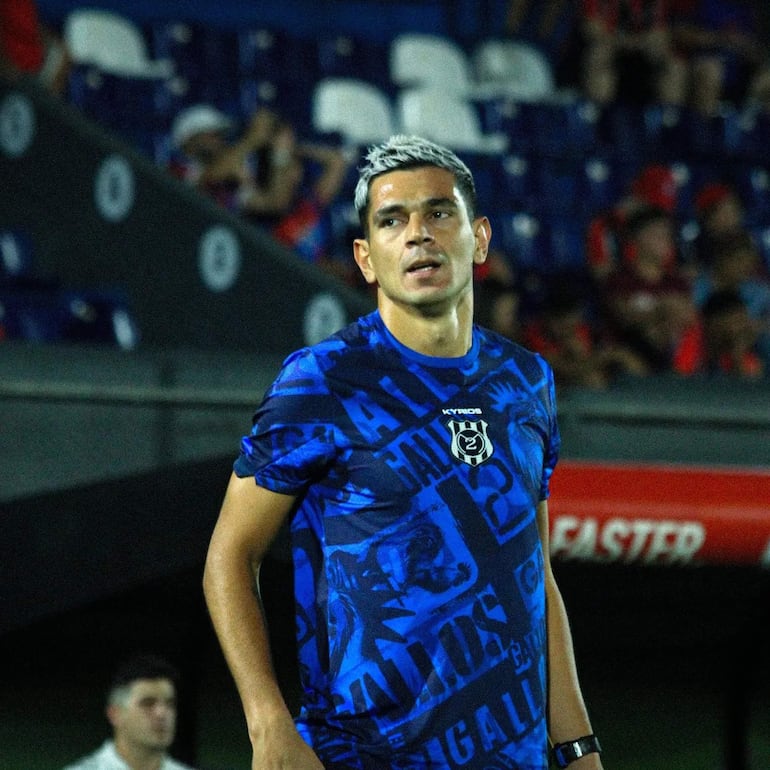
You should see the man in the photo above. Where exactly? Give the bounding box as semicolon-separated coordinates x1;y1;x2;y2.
204;135;603;769
62;655;195;770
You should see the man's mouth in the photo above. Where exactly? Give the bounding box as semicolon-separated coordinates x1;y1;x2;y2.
406;259;442;274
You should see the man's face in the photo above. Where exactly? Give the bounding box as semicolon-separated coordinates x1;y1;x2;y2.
182;130;226;163
108;678;177;752
353;166;489;313
635;218;673;265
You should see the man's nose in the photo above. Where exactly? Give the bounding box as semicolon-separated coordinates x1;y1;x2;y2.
406;214;435;244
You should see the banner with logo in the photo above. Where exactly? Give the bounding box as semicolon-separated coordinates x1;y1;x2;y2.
549;461;770;568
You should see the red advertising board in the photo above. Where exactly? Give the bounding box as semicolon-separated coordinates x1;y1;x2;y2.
549;461;770;568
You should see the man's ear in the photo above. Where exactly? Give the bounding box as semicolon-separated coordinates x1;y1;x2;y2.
106;703;121;729
353;238;377;285
473;217;491;265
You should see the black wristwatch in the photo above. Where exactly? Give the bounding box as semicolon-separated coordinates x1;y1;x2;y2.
552;734;602;767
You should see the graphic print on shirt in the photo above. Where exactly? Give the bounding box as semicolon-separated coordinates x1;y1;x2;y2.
236;312;559;768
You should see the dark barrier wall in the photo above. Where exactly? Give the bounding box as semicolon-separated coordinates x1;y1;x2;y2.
0;78;373;353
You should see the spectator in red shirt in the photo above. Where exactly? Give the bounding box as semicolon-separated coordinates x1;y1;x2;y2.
578;0;677;105
0;0;70;94
523;282;648;388
586;163;679;284
600;205;696;372
674;289;764;378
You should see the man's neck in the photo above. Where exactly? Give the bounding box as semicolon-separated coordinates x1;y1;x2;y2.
379;301;474;358
113;738;165;770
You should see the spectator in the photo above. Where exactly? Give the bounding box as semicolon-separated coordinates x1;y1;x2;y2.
691;181;745;268
0;0;71;94
685;53;726;118
600;205;696;373
523;280;648;388
670;0;767;106
675;289;764;378
504;0;578;77
692;229;770;365
475;276;523;343
169;104;350;266
170;105;303;219
586;163;679;284
61;654;197;770
576;0;676;106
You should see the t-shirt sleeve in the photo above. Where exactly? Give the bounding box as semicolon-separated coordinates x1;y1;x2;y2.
233;349;338;495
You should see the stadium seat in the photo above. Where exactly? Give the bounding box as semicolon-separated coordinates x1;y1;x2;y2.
494;154;535;210
64;9;173;78
542;99;601;157
0;288;66;342
0;229;35;283
390;33;475;96
396;88;508;153
316;34;390;89
748;224;770;272
238;27;318;85
312;78;396;145
543;216;587;272
67;65;167;132
149;21;239;108
579;156;622;216
61;289;140;349
497;211;543;271
732;164;770;226
472;39;555;101
530;157;582;217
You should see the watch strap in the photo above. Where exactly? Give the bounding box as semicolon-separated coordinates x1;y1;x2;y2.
552;734;602;767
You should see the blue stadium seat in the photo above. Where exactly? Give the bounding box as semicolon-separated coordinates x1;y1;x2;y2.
68;65;168;131
543;216;587;273
476;96;532;155
149;21;239;110
0;288;66;343
529;157;582;217
579;156;623;216
494;154;535;210
0;229;35;284
239;76;313;130
0;286;139;348
316;34;391;90
60;289;140;349
732;164;770;226
461;152;499;215
522;100;600;158
238;27;319;85
600;102;654;160
496;211;544;271
748;225;770;273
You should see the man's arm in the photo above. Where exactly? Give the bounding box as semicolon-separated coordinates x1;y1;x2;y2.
203;472;324;769
537;500;604;769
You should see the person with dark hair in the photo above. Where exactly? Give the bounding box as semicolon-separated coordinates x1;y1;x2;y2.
61;654;196;770
585;162;679;284
600;204;696;372
675;289;764;378
204;135;603;769
523;280;648;389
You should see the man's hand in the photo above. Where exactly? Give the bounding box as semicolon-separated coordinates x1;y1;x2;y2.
251;714;324;769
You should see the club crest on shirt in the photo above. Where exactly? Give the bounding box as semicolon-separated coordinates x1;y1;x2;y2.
447;419;494;466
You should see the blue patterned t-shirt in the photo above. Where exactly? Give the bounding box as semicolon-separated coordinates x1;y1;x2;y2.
234;310;560;770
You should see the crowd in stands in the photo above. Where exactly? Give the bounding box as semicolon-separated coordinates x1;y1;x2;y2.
4;0;770;385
